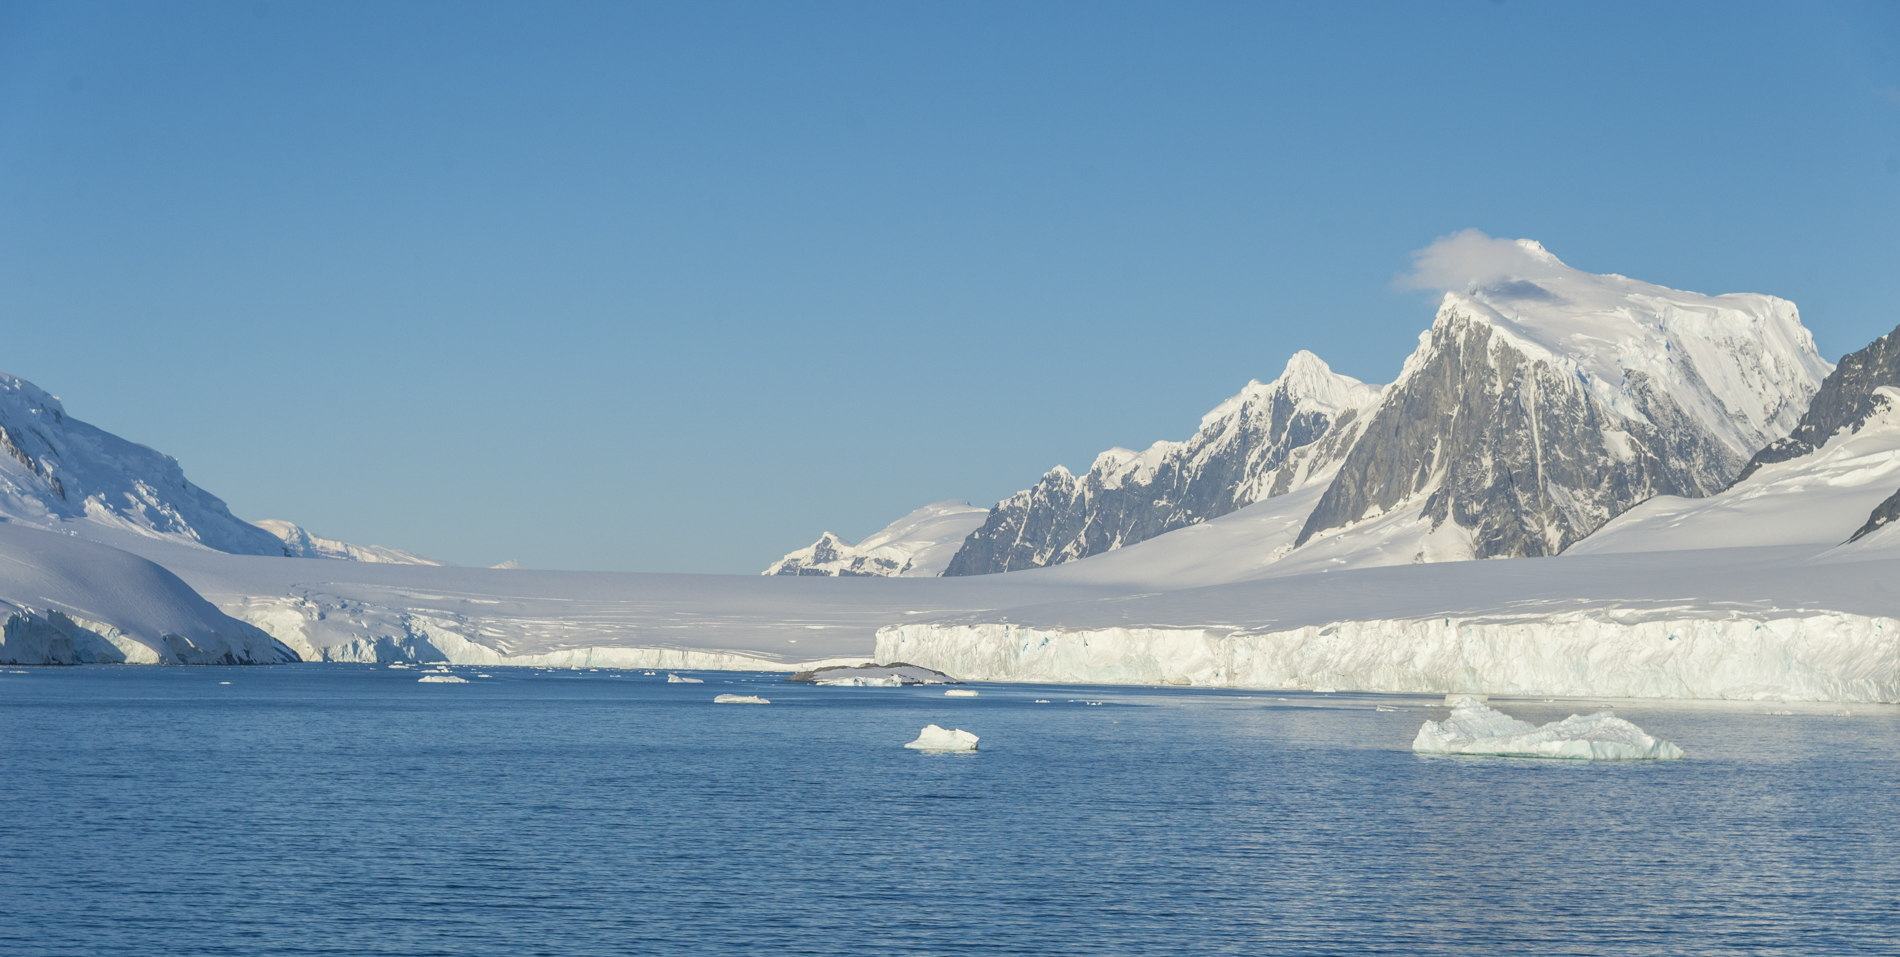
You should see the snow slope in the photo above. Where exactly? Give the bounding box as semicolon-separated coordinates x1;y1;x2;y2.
253;519;447;566
1571;388;1900;554
0;522;291;664
0;371;288;556
765;500;987;577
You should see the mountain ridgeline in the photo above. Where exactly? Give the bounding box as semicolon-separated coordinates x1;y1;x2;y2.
1735;324;1900;485
774;240;1841;578
942;352;1378;575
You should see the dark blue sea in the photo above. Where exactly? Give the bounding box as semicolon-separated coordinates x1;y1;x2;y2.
2;665;1896;956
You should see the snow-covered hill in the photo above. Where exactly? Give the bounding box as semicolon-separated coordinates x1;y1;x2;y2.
0;371;289;555
944;352;1381;575
765;500;987;577
253;519;446;565
1294;241;1829;563
0;523;292;664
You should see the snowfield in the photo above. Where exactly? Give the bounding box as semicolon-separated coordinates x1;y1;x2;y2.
0;523;291;665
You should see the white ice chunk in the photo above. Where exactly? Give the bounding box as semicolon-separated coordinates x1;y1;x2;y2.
943;689;978;697
666;674;704;683
418;675;468;684
714;694;770;704
905;724;979;751
1412;698;1684;760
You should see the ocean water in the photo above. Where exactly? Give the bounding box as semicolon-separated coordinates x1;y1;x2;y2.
2;665;1897;956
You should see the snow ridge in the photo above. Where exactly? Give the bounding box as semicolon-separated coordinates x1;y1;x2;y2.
764;500;988;577
253;519;447;565
943;352;1381;575
0;371;289;556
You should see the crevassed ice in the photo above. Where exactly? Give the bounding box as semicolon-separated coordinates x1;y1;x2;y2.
1412;696;1684;760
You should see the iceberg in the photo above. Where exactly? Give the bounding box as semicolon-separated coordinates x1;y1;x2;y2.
792;662;959;685
904;724;979;751
418;674;468;684
713;694;770;704
666;674;704;684
1412;696;1684;760
943;689;978;697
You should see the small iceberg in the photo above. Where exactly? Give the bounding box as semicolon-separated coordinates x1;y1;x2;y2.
905;724;979;751
944;689;978;697
714;694;770;704
1413;696;1684;760
667;674;704;684
790;662;960;685
816;675;903;687
418;675;469;684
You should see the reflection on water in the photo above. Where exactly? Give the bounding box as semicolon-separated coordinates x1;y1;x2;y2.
1;666;1895;956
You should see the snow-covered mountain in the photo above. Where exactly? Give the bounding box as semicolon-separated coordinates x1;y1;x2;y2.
766;500;987;577
0;371;288;555
1292;241;1829;563
1570;321;1900;556
943;352;1381;575
253;519;446;565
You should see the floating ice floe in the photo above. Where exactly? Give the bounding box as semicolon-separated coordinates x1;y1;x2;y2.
905;724;979;751
388;663;411;669
1412;695;1684;760
418;675;469;684
667;674;704;684
944;689;978;697
714;694;770;704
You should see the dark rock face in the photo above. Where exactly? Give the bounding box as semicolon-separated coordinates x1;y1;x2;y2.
1847;485;1900;544
1296;310;1745;559
944;355;1376;576
1735;323;1900;485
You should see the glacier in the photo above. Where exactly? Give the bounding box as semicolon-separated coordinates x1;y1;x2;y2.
874;543;1900;703
1412;696;1685;760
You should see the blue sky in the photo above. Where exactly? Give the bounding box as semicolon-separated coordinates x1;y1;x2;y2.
2;1;1897;572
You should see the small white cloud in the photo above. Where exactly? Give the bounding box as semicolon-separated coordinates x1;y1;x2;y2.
1397;229;1567;292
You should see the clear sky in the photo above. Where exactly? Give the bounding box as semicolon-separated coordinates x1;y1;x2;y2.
2;1;1897;572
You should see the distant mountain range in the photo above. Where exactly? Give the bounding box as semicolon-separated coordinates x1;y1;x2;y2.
771;240;1896;579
